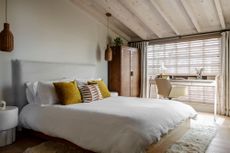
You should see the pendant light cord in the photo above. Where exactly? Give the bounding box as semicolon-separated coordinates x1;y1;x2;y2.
106;12;111;45
5;0;8;22
107;15;109;42
108;16;110;38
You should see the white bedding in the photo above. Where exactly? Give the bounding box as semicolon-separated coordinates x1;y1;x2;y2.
20;96;197;153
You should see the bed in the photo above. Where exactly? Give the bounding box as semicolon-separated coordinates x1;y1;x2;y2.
12;60;197;153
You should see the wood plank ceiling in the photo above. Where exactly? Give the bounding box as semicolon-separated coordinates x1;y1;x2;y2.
71;0;230;42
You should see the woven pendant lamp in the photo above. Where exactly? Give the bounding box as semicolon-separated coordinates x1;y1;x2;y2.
0;23;14;52
105;44;112;61
0;0;14;52
104;12;112;61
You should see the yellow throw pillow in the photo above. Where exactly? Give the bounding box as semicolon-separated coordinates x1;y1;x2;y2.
88;80;111;98
53;81;82;105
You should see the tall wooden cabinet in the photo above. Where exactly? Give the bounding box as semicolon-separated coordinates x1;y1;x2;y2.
108;46;140;97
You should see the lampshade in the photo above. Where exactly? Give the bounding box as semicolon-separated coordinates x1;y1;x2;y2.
105;44;112;61
0;23;14;52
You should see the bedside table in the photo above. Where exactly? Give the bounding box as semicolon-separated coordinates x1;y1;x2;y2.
0;106;18;147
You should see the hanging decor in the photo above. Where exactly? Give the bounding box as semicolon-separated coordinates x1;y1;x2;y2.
104;12;112;61
0;0;14;52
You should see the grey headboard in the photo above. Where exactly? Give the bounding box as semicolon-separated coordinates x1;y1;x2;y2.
12;59;96;111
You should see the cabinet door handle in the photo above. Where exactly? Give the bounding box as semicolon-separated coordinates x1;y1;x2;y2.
130;71;134;76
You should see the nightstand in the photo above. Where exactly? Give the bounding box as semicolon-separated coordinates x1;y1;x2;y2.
0;106;18;147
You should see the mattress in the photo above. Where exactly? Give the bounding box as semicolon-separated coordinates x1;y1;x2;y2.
19;96;197;153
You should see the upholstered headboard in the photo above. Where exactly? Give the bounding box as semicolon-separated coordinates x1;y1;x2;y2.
12;59;96;110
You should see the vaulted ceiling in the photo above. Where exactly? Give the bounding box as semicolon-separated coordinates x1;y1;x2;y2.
71;0;230;42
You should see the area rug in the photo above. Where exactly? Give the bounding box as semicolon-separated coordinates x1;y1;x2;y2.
23;141;87;153
24;126;217;153
166;126;216;153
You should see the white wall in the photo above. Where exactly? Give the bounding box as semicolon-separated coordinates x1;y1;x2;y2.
0;0;125;105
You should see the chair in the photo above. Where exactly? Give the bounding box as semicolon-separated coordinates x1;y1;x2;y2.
155;78;187;99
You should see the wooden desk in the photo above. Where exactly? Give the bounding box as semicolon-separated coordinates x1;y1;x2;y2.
170;79;216;87
149;79;216;93
149;79;217;120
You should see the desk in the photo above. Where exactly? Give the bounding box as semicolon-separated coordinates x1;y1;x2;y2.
170;79;216;86
149;79;217;120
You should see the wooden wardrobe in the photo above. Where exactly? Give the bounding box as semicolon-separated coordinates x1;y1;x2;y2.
108;46;141;97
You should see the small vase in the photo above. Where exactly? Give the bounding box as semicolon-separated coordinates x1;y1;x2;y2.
197;75;202;79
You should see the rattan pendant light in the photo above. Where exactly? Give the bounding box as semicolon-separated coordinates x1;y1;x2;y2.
0;0;14;52
104;12;112;61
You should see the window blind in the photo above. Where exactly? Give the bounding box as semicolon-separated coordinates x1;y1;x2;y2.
147;38;221;104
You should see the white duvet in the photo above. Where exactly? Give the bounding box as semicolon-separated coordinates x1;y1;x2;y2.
20;96;197;153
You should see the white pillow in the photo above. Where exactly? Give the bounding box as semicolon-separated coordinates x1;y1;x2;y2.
25;81;38;104
76;78;102;86
25;78;73;105
35;81;59;105
75;79;87;86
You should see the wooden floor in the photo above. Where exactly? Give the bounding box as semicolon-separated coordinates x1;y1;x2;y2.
204;113;230;153
0;113;230;153
0;132;44;153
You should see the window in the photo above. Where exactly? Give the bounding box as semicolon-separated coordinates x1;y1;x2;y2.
147;37;221;104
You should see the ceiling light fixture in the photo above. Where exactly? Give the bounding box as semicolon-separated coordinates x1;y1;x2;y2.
0;0;14;52
104;12;112;61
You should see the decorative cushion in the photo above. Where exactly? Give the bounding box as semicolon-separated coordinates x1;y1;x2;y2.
53;81;82;105
88;80;111;98
79;84;102;103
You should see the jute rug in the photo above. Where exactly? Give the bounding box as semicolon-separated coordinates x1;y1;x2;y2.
166;126;216;153
24;126;216;153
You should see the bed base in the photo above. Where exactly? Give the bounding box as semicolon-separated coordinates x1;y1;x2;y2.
21;119;190;153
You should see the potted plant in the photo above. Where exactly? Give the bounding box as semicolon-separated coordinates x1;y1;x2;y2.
113;37;123;46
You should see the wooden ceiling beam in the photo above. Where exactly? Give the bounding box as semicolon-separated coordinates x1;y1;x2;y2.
121;0;162;38
95;0;150;40
149;0;180;35
71;0;131;41
180;0;202;32
214;0;226;29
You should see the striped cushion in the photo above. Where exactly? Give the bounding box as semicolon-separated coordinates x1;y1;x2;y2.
88;80;111;98
79;84;102;102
